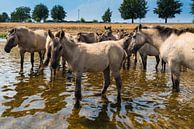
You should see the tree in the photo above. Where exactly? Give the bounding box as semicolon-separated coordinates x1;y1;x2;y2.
154;0;182;23
51;5;66;22
80;18;85;23
119;0;148;23
102;8;112;23
0;12;9;22
138;0;148;20
11;6;31;22
191;0;194;14
32;3;49;22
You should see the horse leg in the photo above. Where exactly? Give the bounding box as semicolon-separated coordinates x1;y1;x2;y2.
169;61;180;92
75;72;82;104
20;51;25;73
101;66;110;95
155;55;160;71
140;53;147;70
127;55;131;69
122;59;126;70
134;52;137;65
43;47;51;67
62;57;66;71
30;52;34;72
112;70;122;101
161;59;166;72
38;51;43;69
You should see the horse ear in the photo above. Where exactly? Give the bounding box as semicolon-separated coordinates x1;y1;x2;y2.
48;30;54;39
60;30;65;39
9;28;16;34
104;26;107;29
138;24;142;31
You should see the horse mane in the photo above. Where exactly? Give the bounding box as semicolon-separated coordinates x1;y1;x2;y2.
64;33;77;47
154;25;194;37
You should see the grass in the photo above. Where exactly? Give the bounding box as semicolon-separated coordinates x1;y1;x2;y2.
0;22;193;36
0;32;6;38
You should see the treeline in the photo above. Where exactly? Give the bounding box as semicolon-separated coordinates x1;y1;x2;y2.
0;4;66;23
0;0;194;23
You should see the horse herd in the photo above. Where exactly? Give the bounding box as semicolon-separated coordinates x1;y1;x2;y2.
4;24;194;105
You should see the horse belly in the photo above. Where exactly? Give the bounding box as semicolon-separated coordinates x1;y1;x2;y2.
84;56;109;72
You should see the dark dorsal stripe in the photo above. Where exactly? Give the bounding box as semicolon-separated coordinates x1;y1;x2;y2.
154;26;194;37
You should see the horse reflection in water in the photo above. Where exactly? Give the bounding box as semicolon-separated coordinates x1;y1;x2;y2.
1;73;67;117
67;95;135;129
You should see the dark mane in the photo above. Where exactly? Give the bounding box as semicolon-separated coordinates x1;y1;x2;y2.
154;26;194;37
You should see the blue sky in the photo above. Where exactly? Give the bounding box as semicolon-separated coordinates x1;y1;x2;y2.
0;0;193;23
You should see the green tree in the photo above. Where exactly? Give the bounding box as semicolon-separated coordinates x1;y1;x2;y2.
32;3;49;22
191;0;194;14
138;0;148;19
0;12;9;22
102;8;112;23
154;0;182;23
80;18;85;23
11;6;31;22
119;0;148;23
51;5;66;22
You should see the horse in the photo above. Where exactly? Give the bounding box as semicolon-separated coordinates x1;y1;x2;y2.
76;32;101;43
128;24;194;92
47;30;130;105
102;26;117;41
42;31;66;78
116;29;162;70
4;27;47;73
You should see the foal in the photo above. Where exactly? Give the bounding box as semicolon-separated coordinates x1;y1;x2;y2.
48;30;129;104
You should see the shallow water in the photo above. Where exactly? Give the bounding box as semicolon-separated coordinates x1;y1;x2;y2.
0;43;193;129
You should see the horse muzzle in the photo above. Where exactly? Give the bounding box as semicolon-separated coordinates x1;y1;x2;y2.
4;47;11;53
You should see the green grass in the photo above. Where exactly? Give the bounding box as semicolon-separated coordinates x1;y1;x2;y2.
0;33;6;38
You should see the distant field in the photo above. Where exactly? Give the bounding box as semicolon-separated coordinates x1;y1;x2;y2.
0;22;194;37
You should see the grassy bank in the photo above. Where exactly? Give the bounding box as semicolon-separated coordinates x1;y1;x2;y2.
0;32;6;38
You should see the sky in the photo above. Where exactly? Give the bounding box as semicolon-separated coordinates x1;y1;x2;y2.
0;0;193;23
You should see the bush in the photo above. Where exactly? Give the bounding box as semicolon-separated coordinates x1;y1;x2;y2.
92;19;98;23
80;18;85;23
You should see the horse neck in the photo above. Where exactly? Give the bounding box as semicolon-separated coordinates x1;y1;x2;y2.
62;36;77;63
16;29;30;46
142;29;164;50
118;37;128;47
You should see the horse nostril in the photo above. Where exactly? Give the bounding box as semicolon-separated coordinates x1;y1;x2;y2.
4;47;10;53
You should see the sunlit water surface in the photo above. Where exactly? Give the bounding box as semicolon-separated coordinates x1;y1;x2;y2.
0;43;193;129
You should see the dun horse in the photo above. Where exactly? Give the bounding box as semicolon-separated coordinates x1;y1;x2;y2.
116;29;161;70
128;24;194;92
48;30;130;104
4;27;47;73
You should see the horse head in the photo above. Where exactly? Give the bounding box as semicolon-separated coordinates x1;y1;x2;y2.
4;28;19;53
128;24;148;53
48;30;64;69
104;26;112;37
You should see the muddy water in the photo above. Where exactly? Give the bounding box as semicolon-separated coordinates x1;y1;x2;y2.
0;42;193;129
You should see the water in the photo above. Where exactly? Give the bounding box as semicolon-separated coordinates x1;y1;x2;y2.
0;43;193;129
0;38;6;43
